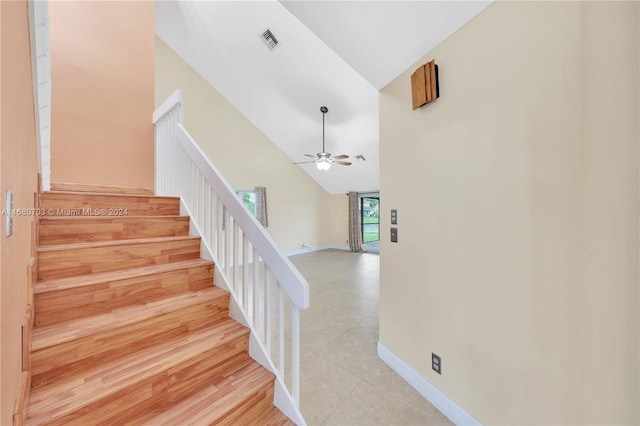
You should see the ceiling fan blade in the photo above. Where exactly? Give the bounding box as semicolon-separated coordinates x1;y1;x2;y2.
332;154;349;160
304;154;317;158
334;161;352;166
294;161;315;165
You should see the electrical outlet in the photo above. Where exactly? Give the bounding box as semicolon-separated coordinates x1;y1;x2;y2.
432;353;441;375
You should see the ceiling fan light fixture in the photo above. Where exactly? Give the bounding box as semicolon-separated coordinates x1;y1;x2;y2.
316;158;332;171
293;106;350;170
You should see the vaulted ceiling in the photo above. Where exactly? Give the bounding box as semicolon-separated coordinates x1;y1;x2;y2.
155;1;491;194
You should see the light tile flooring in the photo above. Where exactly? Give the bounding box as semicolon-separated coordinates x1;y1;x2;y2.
288;249;452;426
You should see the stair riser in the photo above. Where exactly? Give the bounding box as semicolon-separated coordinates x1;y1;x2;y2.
40;193;180;216
45;343;250;426
39;217;190;246
35;263;214;326
31;294;231;388
38;238;201;280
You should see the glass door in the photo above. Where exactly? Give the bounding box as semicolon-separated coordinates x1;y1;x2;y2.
360;197;379;243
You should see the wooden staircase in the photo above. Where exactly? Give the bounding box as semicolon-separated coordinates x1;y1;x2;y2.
25;186;292;425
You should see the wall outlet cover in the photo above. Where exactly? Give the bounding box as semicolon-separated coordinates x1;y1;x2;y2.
432;353;441;375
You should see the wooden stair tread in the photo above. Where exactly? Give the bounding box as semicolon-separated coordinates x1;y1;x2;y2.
35;259;213;294
37;235;200;253
38;216;191;245
39;192;181;217
39;214;185;221
257;404;297;426
50;182;154;195
37;236;201;280
27;319;249;424
32;286;228;351
137;358;275;425
41;190;177;200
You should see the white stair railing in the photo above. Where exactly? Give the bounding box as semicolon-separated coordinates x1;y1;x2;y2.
153;90;309;424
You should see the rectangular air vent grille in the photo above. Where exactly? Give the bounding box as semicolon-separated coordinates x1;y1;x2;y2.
260;29;279;50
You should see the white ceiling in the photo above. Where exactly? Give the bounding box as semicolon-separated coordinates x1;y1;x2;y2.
155;0;491;194
280;1;492;91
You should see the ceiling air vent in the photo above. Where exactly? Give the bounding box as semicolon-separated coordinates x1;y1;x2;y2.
260;29;279;51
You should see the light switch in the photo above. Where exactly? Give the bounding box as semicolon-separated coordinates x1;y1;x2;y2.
390;227;398;243
6;190;13;237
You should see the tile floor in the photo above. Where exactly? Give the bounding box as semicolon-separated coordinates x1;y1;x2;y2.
288;249;452;426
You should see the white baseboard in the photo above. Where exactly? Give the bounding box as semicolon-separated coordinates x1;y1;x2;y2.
377;342;481;426
286;244;350;256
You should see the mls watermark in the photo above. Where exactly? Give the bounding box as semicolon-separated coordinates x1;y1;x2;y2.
2;208;129;216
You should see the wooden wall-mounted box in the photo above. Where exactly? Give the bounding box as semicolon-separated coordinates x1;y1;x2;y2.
411;60;439;110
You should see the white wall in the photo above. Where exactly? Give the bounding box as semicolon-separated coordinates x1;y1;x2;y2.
379;2;638;424
155;37;347;253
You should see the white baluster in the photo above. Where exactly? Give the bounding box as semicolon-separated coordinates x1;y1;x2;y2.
242;234;248;311
252;247;258;329
264;271;271;354
233;219;239;293
207;186;213;248
224;206;230;277
277;283;284;376
292;306;300;407
218;199;224;266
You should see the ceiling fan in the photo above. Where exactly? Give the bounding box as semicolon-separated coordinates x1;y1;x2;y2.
294;106;351;171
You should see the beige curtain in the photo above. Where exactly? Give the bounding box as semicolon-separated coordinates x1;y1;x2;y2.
348;192;366;253
255;186;268;228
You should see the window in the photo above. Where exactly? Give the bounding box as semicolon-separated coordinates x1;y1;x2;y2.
236;190;256;215
360;196;379;243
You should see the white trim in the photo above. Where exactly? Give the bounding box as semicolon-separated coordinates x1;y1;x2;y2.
274;381;306;425
377;342;482;426
286;244;350;257
153;89;183;123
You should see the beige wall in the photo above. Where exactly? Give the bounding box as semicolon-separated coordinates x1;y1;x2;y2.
379;2;638;424
579;3;639;423
0;0;39;423
50;1;154;189
155;37;347;253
